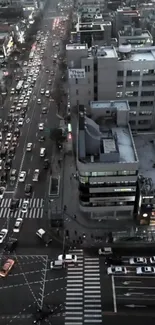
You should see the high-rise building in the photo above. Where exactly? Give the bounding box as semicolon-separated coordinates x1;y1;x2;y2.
67;43;155;130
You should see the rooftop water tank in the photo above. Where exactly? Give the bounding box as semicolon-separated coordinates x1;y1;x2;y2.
118;43;132;54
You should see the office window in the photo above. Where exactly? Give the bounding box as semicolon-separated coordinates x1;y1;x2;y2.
85;66;87;72
117;70;124;77
127;70;132;76
88;65;90;72
129;101;137;107
77;100;79;105
140;101;153;107
129;111;136;116
117;81;123;87
126;81;139;87
141;91;154;97
125;91;138;97
88;90;91;95
139;111;152;116
142;80;155;87
127;70;140;76
76;89;79;95
88;78;90;84
116;92;123;98
143;69;154;75
75;78;78;84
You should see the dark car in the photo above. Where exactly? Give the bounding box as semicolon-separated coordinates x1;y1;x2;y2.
7;114;12;122
43;159;49;169
4;238;18;253
8;147;15;158
25;184;33;196
1;148;7;159
5;159;12;170
10;198;19;211
3;122;9;132
39;136;45;142
105;256;122;266
14;128;20;137
1;172;7;185
41;107;47;114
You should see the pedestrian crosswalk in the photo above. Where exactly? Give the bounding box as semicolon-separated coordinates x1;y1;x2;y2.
65;249;102;325
0;198;44;219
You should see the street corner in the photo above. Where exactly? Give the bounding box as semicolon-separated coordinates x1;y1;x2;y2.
0;254;48;317
113;275;155;315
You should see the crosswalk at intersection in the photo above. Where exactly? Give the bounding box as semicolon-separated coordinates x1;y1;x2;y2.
0;198;44;219
65;249;102;325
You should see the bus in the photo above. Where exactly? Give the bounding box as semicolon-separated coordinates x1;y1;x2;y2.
16;80;24;93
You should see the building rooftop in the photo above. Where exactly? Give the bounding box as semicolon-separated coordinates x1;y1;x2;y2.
134;133;155;189
66;44;88;50
78;101;138;164
118;29;151;38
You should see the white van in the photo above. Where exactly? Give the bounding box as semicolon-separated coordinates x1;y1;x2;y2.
50;260;63;270
45;90;50;97
40;148;46;157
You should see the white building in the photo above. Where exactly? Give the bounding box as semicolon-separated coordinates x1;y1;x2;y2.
77;100;139;219
67;43;155;130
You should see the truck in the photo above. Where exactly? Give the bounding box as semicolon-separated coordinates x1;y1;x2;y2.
32;169;39;182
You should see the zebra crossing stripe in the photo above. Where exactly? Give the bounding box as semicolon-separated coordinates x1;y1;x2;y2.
0;198;44;219
0;198;43;208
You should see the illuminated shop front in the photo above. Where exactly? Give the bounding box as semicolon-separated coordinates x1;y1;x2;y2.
3;35;14;57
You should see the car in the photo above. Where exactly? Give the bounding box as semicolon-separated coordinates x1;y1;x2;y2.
36;228;52;246
25;184;33;196
37;99;41;104
16;104;22;111
43;158;49;169
10;106;15;113
45;90;50;97
21;199;29;213
40;88;45;94
48;79;52;85
38;123;44;131
107;266;127;275
0;187;5;199
105;256;122;266
39;136;45;142
13;217;23;233
14;128;20;137
10;88;15;94
4;238;18;253
6;132;12;141
129;257;147;265
0;159;3;170
41;107;47;114
4;141;9;150
33;169;39;182
18;118;24;126
58;254;77;264
0;259;15;277
0;228;8;243
26;143;32;152
10;199;19;211
19;171;26;182
150;256;155;264
136;266;155;275
98;247;113;255
10;169;17;182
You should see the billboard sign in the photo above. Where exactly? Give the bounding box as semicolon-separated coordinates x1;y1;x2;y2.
68;69;85;79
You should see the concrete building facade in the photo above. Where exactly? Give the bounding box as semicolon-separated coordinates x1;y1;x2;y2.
77;101;139;219
66;43;155;130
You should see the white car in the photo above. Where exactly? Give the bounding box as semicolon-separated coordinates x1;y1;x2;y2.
19;171;26;182
4;141;9;149
0;159;3;170
150;256;155;264
6;133;12;141
38;123;44;131
33;169;39;181
129;257;147;265
18;118;24;126
13;218;23;233
37;99;41;104
21;200;29;213
0;229;8;243
0;187;5;199
40;88;45;94
0;132;2;141
58;254;77;264
136;266;155;275
26;143;32;152
107;266;127;275
16;104;21;111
